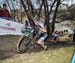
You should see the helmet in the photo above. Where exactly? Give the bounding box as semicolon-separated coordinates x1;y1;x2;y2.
33;16;40;21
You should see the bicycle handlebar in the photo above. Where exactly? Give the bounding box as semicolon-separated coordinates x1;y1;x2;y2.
23;29;34;37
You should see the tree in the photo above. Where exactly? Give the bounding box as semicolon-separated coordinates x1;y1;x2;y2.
20;0;61;36
4;0;74;35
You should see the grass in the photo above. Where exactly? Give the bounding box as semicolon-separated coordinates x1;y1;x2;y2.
0;45;75;63
0;35;74;63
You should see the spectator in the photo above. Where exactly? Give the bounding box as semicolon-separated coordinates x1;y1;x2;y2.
53;31;59;43
0;4;11;19
0;6;3;17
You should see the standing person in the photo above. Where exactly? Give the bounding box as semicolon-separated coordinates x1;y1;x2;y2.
33;17;48;50
53;31;59;43
0;6;3;17
21;20;30;33
1;4;11;19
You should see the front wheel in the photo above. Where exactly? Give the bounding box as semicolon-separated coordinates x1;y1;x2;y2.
17;35;31;54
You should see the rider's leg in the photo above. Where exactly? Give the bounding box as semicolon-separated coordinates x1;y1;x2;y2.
37;39;45;48
37;33;48;50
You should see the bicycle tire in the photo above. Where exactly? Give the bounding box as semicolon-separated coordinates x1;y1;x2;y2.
17;35;31;54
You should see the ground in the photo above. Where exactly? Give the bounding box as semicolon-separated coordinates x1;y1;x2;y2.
0;19;75;63
0;35;74;63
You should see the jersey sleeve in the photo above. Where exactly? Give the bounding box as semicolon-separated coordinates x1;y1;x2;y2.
39;23;44;28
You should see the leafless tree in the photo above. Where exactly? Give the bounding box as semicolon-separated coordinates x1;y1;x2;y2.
20;0;61;35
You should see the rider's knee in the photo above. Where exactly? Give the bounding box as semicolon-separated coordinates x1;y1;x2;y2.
37;39;42;44
37;41;41;44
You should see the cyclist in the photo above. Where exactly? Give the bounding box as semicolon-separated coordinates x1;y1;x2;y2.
33;17;48;50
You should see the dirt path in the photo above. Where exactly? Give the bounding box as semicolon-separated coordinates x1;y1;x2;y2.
0;35;20;59
0;35;72;60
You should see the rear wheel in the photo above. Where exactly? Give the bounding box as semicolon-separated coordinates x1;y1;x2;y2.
17;35;31;54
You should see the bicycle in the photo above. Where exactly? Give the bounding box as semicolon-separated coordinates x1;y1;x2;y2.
17;27;41;53
17;27;56;54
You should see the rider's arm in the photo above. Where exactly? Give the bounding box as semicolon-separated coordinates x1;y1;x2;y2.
39;27;47;32
38;23;47;32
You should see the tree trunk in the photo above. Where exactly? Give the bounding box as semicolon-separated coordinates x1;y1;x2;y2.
51;0;60;33
20;0;35;28
20;0;61;35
